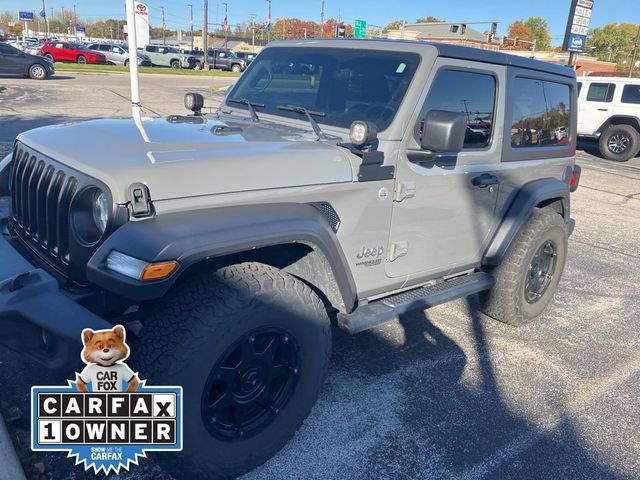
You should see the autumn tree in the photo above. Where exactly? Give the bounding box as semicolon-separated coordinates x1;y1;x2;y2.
415;16;444;23
586;23;639;63
383;19;407;33
507;17;551;50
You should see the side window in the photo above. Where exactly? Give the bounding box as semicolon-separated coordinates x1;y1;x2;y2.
55;43;64;49
510;78;571;148
621;84;640;104
218;52;227;58
420;69;496;149
146;46;157;53
586;83;615;102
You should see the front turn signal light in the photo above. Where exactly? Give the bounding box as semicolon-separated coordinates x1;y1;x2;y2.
141;261;179;281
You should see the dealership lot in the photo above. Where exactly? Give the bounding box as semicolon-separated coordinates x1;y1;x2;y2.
1;72;640;479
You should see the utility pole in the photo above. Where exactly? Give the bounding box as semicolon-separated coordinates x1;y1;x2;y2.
629;25;640;78
249;14;256;50
222;2;228;49
266;0;272;42
160;6;166;45
73;4;77;38
188;4;194;51
203;0;209;70
320;0;324;38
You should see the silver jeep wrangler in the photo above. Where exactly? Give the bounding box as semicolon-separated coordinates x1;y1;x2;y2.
0;39;581;478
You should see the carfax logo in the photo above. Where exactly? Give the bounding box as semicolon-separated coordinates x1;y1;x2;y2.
31;325;183;474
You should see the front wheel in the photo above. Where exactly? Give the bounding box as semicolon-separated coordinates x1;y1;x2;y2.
131;262;331;478
29;64;47;79
599;124;640;162
170;60;181;69
44;53;54;62
231;63;242;73
480;207;568;326
124;59;130;67
76;55;87;64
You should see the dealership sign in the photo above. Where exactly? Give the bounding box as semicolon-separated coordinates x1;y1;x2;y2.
562;0;594;53
19;11;34;22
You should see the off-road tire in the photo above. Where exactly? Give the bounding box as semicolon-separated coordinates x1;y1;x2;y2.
599;124;640;162
76;55;87;64
28;63;47;79
131;262;331;479
479;207;568;326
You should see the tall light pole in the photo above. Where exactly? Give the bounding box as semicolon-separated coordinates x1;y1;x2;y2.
222;2;228;49
160;6;166;45
188;4;194;51
203;0;209;70
73;4;77;38
320;0;324;38
249;13;256;50
266;0;271;42
629;25;640;78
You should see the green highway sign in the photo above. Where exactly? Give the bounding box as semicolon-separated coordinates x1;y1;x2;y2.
354;19;367;39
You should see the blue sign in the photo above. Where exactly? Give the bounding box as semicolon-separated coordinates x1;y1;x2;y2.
19;11;34;22
566;33;586;52
76;26;86;34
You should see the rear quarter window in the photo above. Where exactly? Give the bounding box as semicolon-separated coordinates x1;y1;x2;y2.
621;84;640;104
510;77;571;148
586;83;616;102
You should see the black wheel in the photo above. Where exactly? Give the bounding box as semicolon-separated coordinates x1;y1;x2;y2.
170;60;181;69
44;53;54;62
28;63;47;79
124;59;130;67
131;262;331;479
479;207;568;326
77;55;87;64
599;124;640;162
231;63;242;73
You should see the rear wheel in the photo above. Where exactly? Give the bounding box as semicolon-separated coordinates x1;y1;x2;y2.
480;207;568;326
599;124;640;162
170;60;181;69
44;53;54;62
28;64;47;79
76;55;87;64
131;262;331;479
124;59;130;67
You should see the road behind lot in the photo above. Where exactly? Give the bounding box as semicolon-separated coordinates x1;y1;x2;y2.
0;73;639;479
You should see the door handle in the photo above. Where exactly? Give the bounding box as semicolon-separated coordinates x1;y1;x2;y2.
471;174;499;188
597;108;609;112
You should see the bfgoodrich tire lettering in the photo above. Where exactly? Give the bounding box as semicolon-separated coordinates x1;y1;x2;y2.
480;207;568;326
131;262;331;479
599;124;640;162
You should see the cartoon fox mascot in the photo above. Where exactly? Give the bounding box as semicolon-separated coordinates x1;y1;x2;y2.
76;325;139;393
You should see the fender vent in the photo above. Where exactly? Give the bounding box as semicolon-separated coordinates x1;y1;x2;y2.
310;202;341;232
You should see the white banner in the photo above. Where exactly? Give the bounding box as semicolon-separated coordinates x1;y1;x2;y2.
133;1;150;49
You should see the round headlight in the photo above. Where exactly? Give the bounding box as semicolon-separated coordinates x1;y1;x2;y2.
92;191;109;234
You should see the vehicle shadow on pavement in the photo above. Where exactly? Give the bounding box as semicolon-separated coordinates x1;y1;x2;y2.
0;116;80;143
316;298;623;480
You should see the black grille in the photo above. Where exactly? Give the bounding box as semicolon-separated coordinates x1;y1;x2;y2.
310;202;341;232
9;146;78;267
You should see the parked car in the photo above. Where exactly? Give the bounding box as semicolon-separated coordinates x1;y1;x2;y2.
23;42;44;56
39;41;107;64
0;41;54;79
141;45;196;69
234;51;256;65
0;39;580;478
184;48;246;72
87;42;151;66
577;76;640;161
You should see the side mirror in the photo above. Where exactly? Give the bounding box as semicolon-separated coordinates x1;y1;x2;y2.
419;110;466;153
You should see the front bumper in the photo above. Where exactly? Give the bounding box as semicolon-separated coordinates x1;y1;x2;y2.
0;216;112;366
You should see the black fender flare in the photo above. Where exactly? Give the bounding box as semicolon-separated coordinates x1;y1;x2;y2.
483;178;570;266
87;203;357;311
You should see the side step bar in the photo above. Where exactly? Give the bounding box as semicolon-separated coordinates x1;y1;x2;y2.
337;272;495;334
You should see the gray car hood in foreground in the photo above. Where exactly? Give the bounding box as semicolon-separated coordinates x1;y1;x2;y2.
17;116;354;203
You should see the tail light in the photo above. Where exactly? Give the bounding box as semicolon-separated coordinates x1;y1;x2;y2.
569;165;581;192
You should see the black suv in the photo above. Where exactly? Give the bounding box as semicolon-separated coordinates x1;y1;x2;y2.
0;42;54;79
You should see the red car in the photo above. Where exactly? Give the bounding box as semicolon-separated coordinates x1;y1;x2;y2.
39;41;106;64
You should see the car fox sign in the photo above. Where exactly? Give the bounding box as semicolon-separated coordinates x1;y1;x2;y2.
31;325;183;474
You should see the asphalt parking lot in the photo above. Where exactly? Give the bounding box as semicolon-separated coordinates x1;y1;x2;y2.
1;73;640;479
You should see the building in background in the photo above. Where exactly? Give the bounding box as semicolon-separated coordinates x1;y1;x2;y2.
386;22;501;51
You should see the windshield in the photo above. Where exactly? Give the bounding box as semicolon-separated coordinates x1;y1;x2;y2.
226;47;420;131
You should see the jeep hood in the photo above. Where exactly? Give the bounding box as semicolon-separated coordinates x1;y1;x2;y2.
17;116;355;203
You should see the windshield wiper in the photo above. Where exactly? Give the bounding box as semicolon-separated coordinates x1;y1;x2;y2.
277;104;328;140
228;97;264;122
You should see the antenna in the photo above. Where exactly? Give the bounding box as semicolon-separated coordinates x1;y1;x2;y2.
124;0;150;143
